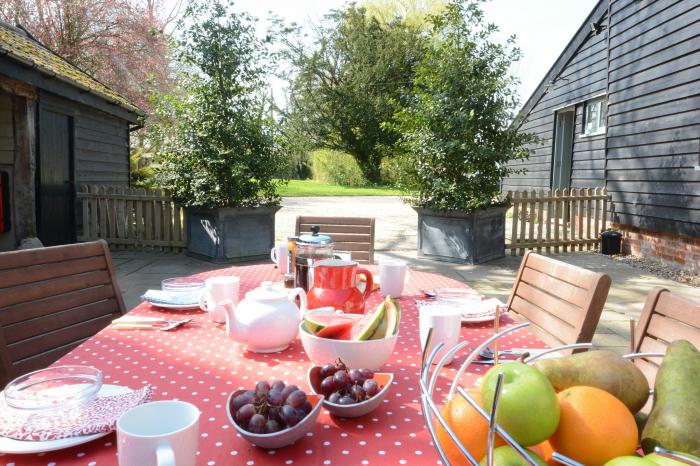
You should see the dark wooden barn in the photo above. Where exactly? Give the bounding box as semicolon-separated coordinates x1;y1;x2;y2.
507;0;700;271
0;21;141;251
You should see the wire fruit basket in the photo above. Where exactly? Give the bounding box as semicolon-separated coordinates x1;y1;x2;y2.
419;322;699;466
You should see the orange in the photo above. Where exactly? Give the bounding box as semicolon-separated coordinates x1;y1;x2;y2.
435;390;504;465
549;386;638;466
529;440;556;466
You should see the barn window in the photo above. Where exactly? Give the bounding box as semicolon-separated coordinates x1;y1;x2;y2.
583;97;606;135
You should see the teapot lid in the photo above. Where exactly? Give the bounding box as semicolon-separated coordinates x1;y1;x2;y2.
246;281;288;301
297;225;333;246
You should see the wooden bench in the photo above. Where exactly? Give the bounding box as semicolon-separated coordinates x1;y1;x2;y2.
633;287;700;385
295;216;376;264
0;240;126;385
506;251;611;353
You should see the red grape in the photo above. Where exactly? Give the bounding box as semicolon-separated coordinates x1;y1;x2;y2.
256;380;270;398
267;389;284;406
265;419;282;433
301;400;313;415
363;379;379;397
271;380;285;392
233;393;255;411
338;395;355;405
328;392;341;404
235;403;255;427
248;414;266;433
360;368;374;379
280;384;299;400
320;376;336;396
333;370;350;389
280;404;300;426
350;384;366;401
348;369;365;386
319;363;337;379
286;390;307;409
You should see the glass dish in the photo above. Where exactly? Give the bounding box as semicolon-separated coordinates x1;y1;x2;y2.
161;277;205;293
4;366;102;412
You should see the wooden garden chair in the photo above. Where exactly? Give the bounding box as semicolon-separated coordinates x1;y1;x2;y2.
632;287;700;385
506;251;612;353
295;216;376;264
0;240;126;385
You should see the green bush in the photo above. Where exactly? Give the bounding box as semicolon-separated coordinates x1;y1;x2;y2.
311;150;368;186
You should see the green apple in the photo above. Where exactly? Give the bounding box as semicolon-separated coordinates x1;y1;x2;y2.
604;456;657;466
480;362;560;446
479;445;547;466
645;453;700;466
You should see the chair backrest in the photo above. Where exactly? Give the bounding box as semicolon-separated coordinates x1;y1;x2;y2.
506;251;611;353
633;287;700;385
295;216;376;264
0;240;125;385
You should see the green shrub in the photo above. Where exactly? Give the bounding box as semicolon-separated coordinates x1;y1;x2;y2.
311;150;368;186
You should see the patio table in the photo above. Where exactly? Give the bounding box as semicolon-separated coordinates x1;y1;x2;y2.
1;264;546;466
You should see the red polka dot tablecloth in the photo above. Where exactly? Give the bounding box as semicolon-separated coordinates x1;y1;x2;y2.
1;264;546;466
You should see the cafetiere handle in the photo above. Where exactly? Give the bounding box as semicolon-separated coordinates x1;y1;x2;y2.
356;268;374;300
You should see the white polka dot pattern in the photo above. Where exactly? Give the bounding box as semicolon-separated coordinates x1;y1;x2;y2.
0;265;545;465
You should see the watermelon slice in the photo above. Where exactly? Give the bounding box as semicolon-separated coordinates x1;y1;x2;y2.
315;321;354;340
384;296;401;336
351;301;388;341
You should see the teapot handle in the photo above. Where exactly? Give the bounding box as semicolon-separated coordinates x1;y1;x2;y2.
356;268;374;300
288;287;308;317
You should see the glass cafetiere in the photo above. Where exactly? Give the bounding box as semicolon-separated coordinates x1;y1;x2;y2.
295;225;334;291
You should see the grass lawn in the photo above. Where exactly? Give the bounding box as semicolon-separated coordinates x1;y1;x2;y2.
278;179;403;197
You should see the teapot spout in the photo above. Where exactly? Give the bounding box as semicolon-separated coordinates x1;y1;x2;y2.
222;300;246;343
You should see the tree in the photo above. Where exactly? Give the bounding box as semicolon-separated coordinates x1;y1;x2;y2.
361;0;446;28
278;6;426;183
151;0;284;209
392;1;536;212
0;0;178;112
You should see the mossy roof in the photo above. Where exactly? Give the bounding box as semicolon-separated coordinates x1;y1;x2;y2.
0;23;142;116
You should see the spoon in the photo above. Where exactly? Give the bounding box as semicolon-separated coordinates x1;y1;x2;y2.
112;318;192;331
478;346;532;360
420;289;437;298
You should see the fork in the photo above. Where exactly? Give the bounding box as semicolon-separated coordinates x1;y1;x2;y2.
111;317;192;331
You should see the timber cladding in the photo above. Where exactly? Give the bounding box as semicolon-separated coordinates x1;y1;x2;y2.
508;0;700;249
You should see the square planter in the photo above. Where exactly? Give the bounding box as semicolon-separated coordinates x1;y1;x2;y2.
186;206;281;263
413;205;507;264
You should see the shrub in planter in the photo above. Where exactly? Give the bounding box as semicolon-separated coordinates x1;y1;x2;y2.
152;0;286;262
392;1;536;263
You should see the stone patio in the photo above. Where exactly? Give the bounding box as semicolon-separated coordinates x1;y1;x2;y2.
112;196;699;354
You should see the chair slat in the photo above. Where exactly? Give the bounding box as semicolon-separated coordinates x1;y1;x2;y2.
647;313;700;348
514;281;584;327
510;295;577;343
524;253;598;288
298;224;371;235
297;216;373;226
520;267;591;309
0;240;125;385
296;216;375;264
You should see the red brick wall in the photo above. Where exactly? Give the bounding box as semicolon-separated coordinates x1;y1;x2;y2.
612;223;700;274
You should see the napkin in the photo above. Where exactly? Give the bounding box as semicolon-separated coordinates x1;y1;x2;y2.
463;298;509;319
142;289;200;306
0;385;153;441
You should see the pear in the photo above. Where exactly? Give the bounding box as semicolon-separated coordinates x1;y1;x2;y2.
642;340;700;456
534;350;649;413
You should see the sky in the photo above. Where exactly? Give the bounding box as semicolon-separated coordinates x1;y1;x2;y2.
166;0;599;106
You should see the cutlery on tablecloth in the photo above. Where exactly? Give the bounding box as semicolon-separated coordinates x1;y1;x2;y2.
111;318;192;331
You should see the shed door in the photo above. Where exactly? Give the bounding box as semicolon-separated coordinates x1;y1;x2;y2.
552;109;574;189
37;110;74;245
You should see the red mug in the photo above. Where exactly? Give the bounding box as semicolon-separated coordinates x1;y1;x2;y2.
307;259;374;314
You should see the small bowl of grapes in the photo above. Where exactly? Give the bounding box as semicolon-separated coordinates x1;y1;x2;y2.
226;380;324;449
307;359;393;418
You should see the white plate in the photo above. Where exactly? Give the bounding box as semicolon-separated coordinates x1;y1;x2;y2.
0;384;131;454
144;301;202;311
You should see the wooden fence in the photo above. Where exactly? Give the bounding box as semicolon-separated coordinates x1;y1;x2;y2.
77;185;186;251
506;188;608;255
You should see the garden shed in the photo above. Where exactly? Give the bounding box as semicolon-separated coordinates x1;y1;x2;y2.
507;0;700;271
0;21;142;250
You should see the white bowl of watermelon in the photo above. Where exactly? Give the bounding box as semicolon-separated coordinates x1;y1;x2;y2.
299;297;400;370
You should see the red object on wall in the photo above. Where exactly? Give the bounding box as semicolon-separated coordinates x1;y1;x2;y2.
0;171;10;233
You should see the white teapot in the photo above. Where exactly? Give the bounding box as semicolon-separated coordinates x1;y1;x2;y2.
222;281;307;353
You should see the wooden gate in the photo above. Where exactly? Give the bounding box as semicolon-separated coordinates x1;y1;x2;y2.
506;188;608;255
77;185;185;251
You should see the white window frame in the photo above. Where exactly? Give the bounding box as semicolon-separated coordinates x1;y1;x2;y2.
582;96;606;136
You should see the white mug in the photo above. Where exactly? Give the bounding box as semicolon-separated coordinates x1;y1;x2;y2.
271;245;288;275
379;260;409;298
199;276;239;323
419;304;463;365
117;400;200;466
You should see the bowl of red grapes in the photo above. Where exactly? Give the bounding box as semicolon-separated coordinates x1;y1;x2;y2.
226;380;324;449
307;359;393;418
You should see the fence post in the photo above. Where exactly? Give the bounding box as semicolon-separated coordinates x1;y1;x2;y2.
510;191;519;256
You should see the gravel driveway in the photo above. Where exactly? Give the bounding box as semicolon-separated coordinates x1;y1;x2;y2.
275;196;417;251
